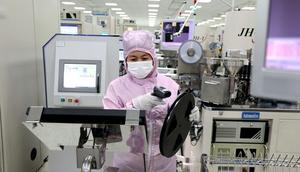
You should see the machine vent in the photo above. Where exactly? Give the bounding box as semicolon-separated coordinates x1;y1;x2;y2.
216;127;236;138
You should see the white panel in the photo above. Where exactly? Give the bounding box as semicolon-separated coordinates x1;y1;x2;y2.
0;0;60;171
222;11;256;56
276;119;300;154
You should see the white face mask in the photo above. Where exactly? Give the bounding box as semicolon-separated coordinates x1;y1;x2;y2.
127;61;154;79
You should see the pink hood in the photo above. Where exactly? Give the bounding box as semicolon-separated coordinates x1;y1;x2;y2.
123;30;158;82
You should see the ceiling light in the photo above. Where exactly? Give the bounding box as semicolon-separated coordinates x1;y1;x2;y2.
122;17;130;20
83;11;92;14
148;4;159;8
213;17;222;20
149;13;157;15
221;14;226;17
74;7;85;10
181;13;190;17
111;8;122;11
241;6;256;10
198;0;212;3
149;15;156;18
148;0;160;1
190;5;202;9
116;12;125;14
120;14;128;17
207;19;215;22
105;3;118;6
184;10;193;13
62;1;76;5
148;9;159;12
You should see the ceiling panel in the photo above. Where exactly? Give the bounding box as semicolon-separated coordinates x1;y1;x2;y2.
61;0;257;27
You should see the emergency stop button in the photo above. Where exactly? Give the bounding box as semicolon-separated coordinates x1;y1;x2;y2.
74;99;79;103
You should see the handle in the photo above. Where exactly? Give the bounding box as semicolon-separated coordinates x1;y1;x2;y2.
151;86;171;99
96;73;100;93
204;80;220;85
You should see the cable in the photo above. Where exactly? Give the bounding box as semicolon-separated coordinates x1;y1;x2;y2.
35;156;48;172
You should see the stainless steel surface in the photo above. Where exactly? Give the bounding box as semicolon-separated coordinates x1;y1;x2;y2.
77;146;105;170
81;155;94;172
201;75;230;105
206;58;221;74
223;58;244;76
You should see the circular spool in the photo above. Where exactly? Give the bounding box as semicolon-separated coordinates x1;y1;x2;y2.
160;92;195;157
179;40;203;64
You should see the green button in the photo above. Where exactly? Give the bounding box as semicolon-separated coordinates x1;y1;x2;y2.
60;98;65;102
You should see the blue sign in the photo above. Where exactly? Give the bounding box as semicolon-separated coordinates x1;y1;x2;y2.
242;112;260;119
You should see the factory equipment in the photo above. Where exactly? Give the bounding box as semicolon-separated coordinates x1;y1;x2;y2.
25;106;147;171
177;40;205;93
43;34;119;108
24;34;124;172
200;50;251;106
192;107;300;172
251;0;300;102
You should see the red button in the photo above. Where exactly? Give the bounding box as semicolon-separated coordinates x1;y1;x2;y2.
74;99;79;103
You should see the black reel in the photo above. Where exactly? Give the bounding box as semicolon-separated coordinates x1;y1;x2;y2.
159;91;195;157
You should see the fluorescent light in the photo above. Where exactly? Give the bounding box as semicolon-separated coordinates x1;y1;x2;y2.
111;8;122;11
83;10;92;14
148;4;159;8
120;14;128;17
178;16;185;19
221;14;226;17
148;13;157;15
190;5;202;9
62;1;76;5
149;0;160;1
122;17;130;20
241;6;256;10
213;17;222;20
116;12;125;14
181;13;190;17
184;10;193;13
207;19;215;22
149;15;156;18
148;9;159;12
105;3;117;6
198;0;212;3
74;7;85;10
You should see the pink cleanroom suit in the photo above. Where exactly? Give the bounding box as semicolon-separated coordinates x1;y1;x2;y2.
103;30;179;172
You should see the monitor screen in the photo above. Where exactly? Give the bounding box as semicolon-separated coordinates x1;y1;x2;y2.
265;0;300;71
163;21;189;43
160;20;194;51
63;64;97;88
58;59;101;93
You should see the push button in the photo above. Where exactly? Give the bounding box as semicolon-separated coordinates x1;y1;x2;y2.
68;99;73;103
60;98;65;102
74;99;79;103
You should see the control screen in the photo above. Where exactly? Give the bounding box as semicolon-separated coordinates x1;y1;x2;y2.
265;0;300;71
63;64;97;88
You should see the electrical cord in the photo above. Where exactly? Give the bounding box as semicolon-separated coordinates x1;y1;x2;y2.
35;156;49;172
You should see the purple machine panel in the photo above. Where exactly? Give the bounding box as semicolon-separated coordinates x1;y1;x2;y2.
160;20;194;51
265;0;300;71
